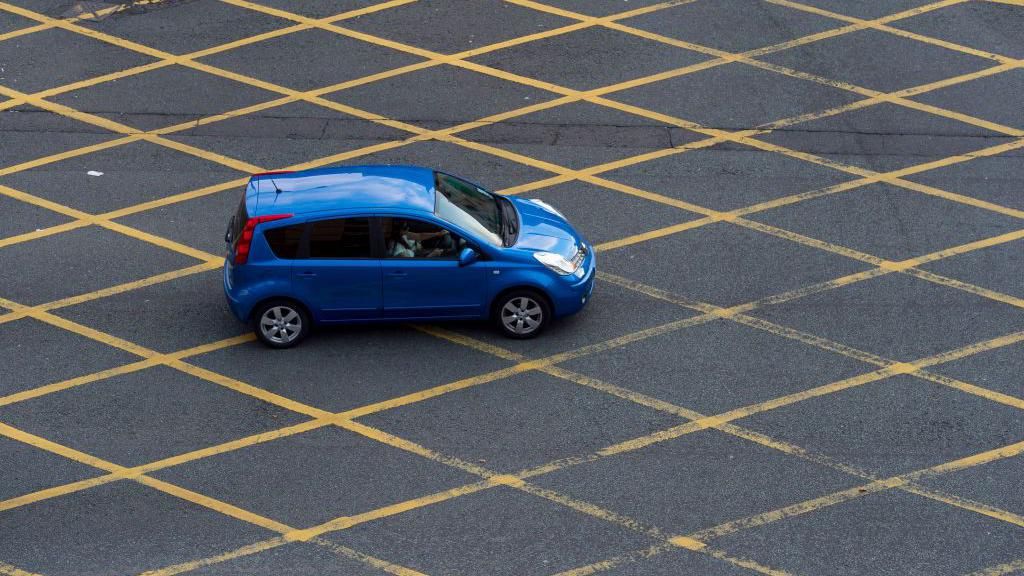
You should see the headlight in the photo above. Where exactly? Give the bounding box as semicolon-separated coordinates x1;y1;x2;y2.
533;251;577;275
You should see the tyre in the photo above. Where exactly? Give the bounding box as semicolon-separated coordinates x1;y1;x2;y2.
493;290;550;339
253;300;310;349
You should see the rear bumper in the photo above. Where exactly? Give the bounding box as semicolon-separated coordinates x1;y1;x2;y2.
223;260;249;322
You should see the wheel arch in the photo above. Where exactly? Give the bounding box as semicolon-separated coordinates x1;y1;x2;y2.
489;285;554;319
248;295;313;325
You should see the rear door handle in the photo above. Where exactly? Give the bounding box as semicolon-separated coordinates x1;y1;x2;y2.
386;271;408;278
297;271;317;278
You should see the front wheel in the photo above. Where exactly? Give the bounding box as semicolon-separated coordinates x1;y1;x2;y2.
253;300;310;349
494;290;550;339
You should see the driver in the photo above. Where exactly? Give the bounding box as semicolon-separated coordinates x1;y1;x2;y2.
389;221;451;257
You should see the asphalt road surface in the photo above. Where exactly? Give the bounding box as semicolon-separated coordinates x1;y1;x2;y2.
0;0;1022;574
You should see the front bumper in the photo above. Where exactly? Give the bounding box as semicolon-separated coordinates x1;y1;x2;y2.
549;247;596;317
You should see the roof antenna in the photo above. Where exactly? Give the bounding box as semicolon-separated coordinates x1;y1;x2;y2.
269;177;283;194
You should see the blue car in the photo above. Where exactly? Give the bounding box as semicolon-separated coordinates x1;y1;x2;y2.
224;165;595;348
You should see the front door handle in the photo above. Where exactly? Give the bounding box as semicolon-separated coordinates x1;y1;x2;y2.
297;271;317;278
386;271;408;278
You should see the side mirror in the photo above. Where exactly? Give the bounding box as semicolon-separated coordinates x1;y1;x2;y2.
458;247;479;267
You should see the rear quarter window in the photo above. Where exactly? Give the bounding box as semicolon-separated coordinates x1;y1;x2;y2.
264;223;305;259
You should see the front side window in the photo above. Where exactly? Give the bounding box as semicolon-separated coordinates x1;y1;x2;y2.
382;217;461;259
264;223;304;259
434;173;503;247
309;217;372;258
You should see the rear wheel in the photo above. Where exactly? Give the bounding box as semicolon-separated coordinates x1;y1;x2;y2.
253;300;309;349
494;290;550;339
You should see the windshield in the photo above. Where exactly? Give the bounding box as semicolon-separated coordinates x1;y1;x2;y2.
434;172;503;247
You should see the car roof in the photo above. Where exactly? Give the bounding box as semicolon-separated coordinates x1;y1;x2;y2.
249;165;437;216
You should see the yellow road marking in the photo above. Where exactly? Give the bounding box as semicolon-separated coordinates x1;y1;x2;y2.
169;360;333;419
589;135;1024;254
507;0;1024;141
29;308;157;358
24;221;993;481
0;312;708;514
307;539;430;576
0;83;262;173
0;0;417;114
137;537;290;576
0;135;141;178
697;549;797;576
319;411;794;575
0;334;253;407
286;480;495;543
0;0;1019;569
408;276;1024;545
0;182;220;265
337;363;535;419
901;483;1024;529
0;359;159;408
555;362;1024;532
593;218;717;252
0;421;120;472
0;415;429;574
4;300;1017;576
0;220;92;251
0;562;44;576
921;368;1024;409
965;559;1024;576
600;260;1024;408
322;373;1024;576
0;261;222;326
692;439;1024;542
2;0;1018;277
0;420;326;514
140;475;293;533
548;543;677;576
16;255;1015;565
906;268;1024;309
0;0;1017;289
0;22;48;41
769;0;1023;65
0;0;174;45
0;0;674;173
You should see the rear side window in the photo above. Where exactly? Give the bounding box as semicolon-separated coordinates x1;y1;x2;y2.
264;223;305;259
309;218;372;258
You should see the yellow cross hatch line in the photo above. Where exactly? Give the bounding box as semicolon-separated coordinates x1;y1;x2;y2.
2;245;1023;572
0;0;1019;213
0;2;1018;308
1;0;1023;573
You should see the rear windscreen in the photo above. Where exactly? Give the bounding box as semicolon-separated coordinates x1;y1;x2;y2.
229;193;248;249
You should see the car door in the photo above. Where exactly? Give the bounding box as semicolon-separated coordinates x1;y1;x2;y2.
291;216;382;322
379;216;488;319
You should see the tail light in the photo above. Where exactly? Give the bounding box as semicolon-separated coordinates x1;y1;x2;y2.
233;214;292;265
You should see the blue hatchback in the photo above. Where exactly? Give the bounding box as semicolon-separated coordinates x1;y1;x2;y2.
224;165;595;348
